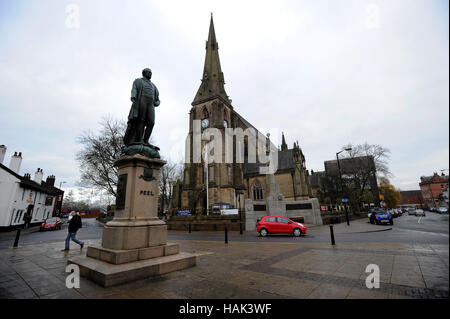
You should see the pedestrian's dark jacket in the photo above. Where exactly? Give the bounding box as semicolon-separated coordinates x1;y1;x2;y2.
68;215;82;233
23;213;31;223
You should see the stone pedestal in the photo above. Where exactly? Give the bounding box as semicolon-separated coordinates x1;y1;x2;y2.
68;154;196;287
265;173;286;215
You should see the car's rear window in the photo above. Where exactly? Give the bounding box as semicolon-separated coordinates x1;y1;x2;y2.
45;218;57;222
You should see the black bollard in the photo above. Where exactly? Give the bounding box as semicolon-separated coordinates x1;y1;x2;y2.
329;224;335;245
13;228;21;248
188;223;191;233
344;204;350;226
239;222;243;235
225;225;228;244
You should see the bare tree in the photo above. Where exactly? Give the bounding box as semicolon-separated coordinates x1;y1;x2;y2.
75;116;126;197
322;143;392;211
159;160;183;215
342;142;392;178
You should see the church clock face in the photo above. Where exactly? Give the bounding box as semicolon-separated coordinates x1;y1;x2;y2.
201;118;209;129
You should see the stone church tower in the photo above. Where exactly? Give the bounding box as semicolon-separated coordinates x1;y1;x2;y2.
181;15;244;213
178;16;312;214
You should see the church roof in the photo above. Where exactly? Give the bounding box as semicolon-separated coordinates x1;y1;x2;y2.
309;171;326;188
243;150;296;177
192;15;231;106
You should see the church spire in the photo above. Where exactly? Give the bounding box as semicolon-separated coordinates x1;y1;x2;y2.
192;15;231;106
281;132;288;151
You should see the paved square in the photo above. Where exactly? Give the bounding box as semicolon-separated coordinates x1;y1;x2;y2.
0;235;448;299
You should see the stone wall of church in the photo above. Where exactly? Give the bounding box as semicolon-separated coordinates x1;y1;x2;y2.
244;172;310;202
274;173;296;200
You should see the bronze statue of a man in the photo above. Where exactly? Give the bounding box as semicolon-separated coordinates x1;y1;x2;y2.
123;68;160;146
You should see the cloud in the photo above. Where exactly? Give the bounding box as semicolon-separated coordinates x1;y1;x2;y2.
0;0;448;195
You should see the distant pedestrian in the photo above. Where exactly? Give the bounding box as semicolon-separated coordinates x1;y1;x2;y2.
23;212;32;230
62;211;84;251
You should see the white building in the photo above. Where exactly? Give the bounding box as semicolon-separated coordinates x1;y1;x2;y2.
0;145;64;229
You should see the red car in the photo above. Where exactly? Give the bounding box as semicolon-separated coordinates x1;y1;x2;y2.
257;215;307;237
40;217;63;231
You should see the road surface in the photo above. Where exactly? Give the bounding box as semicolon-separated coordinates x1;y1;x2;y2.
0;211;447;249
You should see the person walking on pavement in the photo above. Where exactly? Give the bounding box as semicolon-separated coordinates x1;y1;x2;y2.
62;211;84;251
22;211;32;230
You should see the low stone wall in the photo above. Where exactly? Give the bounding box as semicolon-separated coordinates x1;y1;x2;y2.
245;198;323;231
321;212;366;225
167;215;244;231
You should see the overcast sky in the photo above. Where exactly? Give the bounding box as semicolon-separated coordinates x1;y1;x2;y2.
0;0;448;196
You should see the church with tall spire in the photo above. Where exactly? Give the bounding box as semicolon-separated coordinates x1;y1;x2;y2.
175;15;312;214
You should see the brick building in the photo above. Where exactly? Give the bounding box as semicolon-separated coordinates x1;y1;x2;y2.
419;172;449;208
399;190;423;208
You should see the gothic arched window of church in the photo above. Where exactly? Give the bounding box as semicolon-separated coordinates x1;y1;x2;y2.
244;137;248;158
201;107;209;129
252;180;264;200
223;109;228;128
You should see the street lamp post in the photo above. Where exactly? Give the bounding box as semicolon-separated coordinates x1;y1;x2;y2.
57;181;66;217
336;148;352;226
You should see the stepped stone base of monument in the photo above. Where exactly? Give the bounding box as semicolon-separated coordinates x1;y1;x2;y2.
67;153;196;287
86;242;180;265
68;245;196;287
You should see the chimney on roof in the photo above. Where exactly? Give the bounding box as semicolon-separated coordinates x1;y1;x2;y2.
0;145;6;164
46;175;55;187
9;152;22;174
23;173;31;180
34;168;43;185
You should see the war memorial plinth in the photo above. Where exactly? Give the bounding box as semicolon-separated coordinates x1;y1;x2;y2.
68;68;196;287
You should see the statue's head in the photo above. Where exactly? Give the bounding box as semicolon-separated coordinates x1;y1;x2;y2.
142;68;152;79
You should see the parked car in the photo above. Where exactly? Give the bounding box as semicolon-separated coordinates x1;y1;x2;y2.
389;209;398;218
407;208;416;215
414;209;426;216
257;216;307;237
369;210;393;225
437;207;448;214
40;217;63;231
367;208;378;218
